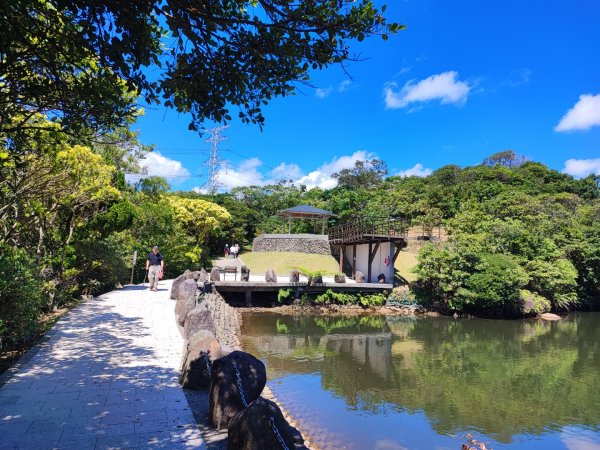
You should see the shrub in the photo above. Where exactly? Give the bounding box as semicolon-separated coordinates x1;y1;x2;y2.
0;245;45;349
526;258;579;310
457;253;528;311
277;288;293;304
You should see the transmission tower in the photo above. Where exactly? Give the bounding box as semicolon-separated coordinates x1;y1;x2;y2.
203;125;230;194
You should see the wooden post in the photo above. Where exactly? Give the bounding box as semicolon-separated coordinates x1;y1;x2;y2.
368;242;372;283
339;244;344;272
352;244;357;278
130;250;137;285
245;290;252;307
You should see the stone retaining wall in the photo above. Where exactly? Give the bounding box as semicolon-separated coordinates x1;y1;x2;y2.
203;292;242;352
252;234;331;255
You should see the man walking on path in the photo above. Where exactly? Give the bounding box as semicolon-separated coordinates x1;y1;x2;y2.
146;245;164;291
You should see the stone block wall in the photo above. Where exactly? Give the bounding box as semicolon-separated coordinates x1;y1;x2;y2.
252;234;331;255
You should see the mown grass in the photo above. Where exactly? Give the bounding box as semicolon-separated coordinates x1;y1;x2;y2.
394;249;419;283
239;252;340;275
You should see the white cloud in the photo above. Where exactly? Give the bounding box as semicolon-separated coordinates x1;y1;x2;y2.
505;68;532;87
296;150;374;190
562;157;600;178
315;80;353;99
270;162;303;180
217;158;265;189
338;79;352;93
555;94;600;132
193;150;377;192
396;163;432;178
315;87;332;99
125;152;190;184
384;71;472;109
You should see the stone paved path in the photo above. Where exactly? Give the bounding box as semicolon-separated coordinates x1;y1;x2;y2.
0;280;206;450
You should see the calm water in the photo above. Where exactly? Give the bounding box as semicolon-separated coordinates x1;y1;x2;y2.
240;312;600;450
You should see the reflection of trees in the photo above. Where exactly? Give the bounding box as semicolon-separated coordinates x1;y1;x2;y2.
383;314;600;442
241;312;600;444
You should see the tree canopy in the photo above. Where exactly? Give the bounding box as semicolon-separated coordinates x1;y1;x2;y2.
1;0;403;134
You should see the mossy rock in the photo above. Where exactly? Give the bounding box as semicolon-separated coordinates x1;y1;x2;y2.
519;289;551;316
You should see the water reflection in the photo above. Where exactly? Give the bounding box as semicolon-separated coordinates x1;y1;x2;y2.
241;312;600;449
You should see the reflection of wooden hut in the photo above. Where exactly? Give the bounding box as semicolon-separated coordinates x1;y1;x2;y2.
277;204;336;235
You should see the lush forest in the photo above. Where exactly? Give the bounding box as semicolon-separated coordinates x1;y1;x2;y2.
2;1;599;359
0;0;399;358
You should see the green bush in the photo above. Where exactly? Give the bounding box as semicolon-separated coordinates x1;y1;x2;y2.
526;258;579;310
0;245;45;348
457;253;528;311
314;289;354;305
277;288;293;304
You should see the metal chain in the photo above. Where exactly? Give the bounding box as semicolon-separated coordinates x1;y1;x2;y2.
269;416;290;450
204;353;212;378
233;363;249;407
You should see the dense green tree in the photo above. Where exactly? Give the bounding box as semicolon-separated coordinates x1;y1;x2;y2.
332;159;388;190
1;0;402;134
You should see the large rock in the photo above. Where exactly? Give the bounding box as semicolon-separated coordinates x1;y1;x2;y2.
170;274;186;299
265;270;277;283
240;266;250;282
289;269;300;283
355;271;365;283
540;312;561;321
175;279;198;326
310;274;323;284
210;267;221;282
183;301;216;340
209;351;267;430
518;290;551;316
227;397;306;450
180;330;222;390
334;273;346;283
198;268;209;282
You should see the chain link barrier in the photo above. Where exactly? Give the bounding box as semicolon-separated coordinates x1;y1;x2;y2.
269;416;290;450
204;353;212;378
233;363;249;407
233;362;289;450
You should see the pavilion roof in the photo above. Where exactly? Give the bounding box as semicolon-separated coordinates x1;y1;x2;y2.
277;204;336;219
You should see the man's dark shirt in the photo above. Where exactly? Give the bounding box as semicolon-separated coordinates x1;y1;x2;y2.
147;252;163;266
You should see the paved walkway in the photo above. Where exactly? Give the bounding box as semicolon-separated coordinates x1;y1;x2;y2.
0;280;206;450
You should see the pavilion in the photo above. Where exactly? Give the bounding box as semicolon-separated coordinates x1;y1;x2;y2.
277;204;336;235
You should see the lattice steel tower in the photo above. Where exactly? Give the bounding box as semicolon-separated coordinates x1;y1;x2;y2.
203;125;230;194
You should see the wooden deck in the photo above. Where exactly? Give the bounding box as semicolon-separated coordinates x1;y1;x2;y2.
328;216;408;245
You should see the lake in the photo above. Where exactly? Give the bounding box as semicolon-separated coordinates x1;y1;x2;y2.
240;312;600;450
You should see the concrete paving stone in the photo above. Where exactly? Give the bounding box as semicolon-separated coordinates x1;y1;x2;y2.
134;419;172;434
0;395;20;406
98;411;139;426
0;403;48;420
95;430;173;449
0;418;31;434
8;428;63;447
134;398;186;413
78;392;108;406
93;422;136;437
0;281;205;449
51;436;97;450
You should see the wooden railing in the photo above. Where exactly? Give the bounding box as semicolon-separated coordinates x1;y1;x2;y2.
328;216;408;243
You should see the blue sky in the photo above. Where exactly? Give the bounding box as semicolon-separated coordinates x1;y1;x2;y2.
132;0;600;192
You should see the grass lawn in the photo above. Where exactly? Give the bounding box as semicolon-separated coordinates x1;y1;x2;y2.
239;251;340;275
394;249;419;283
